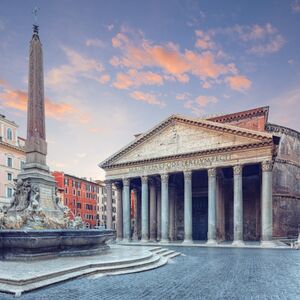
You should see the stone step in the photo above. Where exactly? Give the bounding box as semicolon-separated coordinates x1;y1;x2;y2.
152;248;169;255
160;250;175;257
165;252;181;259
0;253;165;297
148;247;162;252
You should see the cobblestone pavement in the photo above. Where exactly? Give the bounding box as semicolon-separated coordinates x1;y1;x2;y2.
0;247;299;300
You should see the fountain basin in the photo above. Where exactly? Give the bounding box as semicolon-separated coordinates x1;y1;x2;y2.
0;229;115;260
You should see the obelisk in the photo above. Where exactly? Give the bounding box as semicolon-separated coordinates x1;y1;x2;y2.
18;23;61;218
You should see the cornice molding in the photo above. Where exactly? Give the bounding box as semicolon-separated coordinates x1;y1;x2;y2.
99;115;273;169
208;106;269;124
102;140;273;170
266;123;300;139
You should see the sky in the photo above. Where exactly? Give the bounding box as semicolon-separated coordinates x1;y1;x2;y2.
0;0;300;180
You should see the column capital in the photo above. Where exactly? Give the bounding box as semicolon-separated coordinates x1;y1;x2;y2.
141;175;148;184
184;170;192;180
105;180;112;188
149;177;156;186
160;173;169;183
114;181;122;189
207;168;216;177
122;178;130;186
233;165;243;176
262;161;273;172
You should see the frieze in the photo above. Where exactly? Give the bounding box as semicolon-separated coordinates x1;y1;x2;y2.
129;154;232;174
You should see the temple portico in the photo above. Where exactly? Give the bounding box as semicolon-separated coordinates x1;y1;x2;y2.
104;158;274;245
99;110;292;246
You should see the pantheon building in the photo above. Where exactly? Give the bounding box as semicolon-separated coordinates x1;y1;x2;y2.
99;107;300;246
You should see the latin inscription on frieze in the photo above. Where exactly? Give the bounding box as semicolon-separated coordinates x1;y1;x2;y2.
128;154;232;174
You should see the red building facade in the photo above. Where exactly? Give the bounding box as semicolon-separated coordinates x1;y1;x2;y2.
52;171;100;228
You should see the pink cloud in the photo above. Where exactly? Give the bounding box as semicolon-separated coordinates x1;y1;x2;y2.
129;91;165;107
98;74;111;84
86;39;106;48
113;69;164;89
110;30;237;84
195;30;214;49
0;81;90;123
46;47;104;89
225;75;252;91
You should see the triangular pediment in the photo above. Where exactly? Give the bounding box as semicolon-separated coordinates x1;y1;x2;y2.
100;115;273;168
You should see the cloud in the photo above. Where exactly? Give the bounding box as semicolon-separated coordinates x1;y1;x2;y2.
225;75;252;91
270;88;300;131
291;0;300;13
85;39;106;48
98;74;111;84
0;81;90;123
195;95;218;107
113;69;164;89
110;29;238;84
176;92;217;116
76;153;87;158
107;24;114;31
129;91;165;107
214;23;285;56
46;47;104;89
176;92;192;101
248;34;285;55
195;30;214;49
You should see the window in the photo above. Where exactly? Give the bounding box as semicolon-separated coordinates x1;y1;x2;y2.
7;157;12;168
20;160;25;170
77;202;81;209
7;128;12;140
7;173;13;181
65;198;68;205
7;187;13;198
64;178;69;186
77;190;80;196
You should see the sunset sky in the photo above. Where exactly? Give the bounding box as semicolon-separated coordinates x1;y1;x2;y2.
0;0;300;180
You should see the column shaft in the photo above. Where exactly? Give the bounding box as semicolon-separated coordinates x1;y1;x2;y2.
261;161;273;244
169;184;176;240
116;183;123;240
161;173;169;242
233;165;243;244
183;171;193;242
122;178;131;241
141;176;149;241
149;179;157;241
105;180;113;229
156;184;161;240
207;168;217;243
132;188;138;240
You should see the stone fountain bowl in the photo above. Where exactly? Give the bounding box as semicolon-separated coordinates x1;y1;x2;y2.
0;229;115;261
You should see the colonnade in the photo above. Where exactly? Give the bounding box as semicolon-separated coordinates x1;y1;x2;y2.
106;160;273;244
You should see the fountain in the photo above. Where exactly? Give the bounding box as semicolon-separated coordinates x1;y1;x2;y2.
0;21;114;261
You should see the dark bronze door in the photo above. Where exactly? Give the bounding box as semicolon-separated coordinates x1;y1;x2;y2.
192;196;208;240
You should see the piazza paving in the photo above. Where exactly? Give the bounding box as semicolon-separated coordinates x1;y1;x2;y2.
0;246;299;300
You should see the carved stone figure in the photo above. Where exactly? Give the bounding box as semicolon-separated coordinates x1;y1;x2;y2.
29;184;40;211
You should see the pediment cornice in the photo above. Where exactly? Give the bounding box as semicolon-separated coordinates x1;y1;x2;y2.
100;114;274;169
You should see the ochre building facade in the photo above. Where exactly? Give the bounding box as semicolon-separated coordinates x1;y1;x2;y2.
99;107;300;245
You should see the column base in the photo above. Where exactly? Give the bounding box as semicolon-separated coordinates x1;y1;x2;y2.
260;240;277;248
141;239;150;243
122;238;131;243
160;239;169;244
182;239;193;245
232;240;245;247
206;239;217;245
